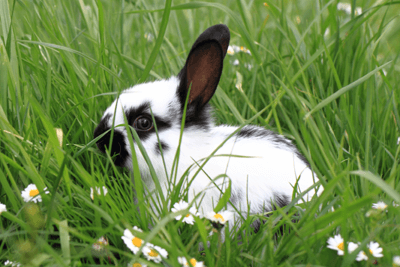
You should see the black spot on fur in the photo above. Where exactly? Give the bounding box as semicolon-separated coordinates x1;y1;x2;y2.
273;193;291;208
251;219;262;233
229;188;243;207
250;195;293;235
237;125;311;168
154;141;169;155
237;125;273;139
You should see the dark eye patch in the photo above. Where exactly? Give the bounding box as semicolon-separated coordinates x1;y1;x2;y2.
125;103;172;141
126;102;151;126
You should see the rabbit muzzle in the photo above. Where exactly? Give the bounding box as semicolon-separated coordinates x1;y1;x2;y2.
93;123;128;167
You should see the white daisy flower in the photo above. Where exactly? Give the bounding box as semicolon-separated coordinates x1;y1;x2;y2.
143;244;168;263
127;259;147;267
4;260;21;267
0;203;7;214
367;241;383;258
92;236;109;251
393;256;400;266
348;242;368;261
232;59;239;66
206;210;233;230
178;256;205;267
244;63;253;70
239;46;251;55
206;210;233;224
227;45;251;56
227;46;235;55
21;184;49;203
90;186;108;200
356;251;368;261
326;234;345;255
337;3;362;15
372;201;387;210
121;226;145;254
171;200;198;225
144;33;154;42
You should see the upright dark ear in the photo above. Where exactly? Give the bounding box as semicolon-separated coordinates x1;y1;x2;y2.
177;24;230;108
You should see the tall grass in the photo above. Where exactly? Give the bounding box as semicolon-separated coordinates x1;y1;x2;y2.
1;0;400;266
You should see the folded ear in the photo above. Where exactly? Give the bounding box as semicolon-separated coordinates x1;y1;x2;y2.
177;24;230;108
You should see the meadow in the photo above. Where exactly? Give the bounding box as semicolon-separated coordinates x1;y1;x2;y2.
1;0;400;266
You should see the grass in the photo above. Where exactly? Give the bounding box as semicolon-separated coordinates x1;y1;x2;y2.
1;0;400;266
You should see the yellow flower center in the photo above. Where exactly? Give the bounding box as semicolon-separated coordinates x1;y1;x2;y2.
213;213;225;222
29;189;39;197
131;237;142;247
132;263;142;267
189;258;197;266
369;249;373;254
337;242;344;251
185;214;191;217
148;249;159;257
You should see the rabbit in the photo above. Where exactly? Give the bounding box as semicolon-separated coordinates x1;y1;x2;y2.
93;24;322;223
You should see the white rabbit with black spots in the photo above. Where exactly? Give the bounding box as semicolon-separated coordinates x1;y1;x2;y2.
94;24;322;224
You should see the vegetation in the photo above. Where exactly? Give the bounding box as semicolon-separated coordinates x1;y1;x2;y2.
0;0;399;266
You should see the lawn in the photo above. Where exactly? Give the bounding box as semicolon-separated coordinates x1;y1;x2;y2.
1;0;400;266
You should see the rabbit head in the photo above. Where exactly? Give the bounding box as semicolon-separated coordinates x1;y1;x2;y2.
93;24;229;171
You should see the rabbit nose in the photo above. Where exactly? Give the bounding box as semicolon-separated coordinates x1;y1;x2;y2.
94;124;127;167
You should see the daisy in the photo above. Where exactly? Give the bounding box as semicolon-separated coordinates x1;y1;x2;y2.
348;242;364;261
143;244;168;263
372;201;387;210
178;256;205;267
356;251;368;261
206;210;233;230
337;3;362;15
348;242;369;261
367;241;383;258
227;46;235;55
326;234;345;255
227;45;251;56
0;203;7;214
127;259;147;267
144;33;154;42
121;226;145;254
92;236;109;252
393;256;400;266
90;186;108;200
4;260;21;267
21;184;49;203
171;200;198;225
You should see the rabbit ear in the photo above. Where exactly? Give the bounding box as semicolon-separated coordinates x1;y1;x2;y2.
177;24;230;108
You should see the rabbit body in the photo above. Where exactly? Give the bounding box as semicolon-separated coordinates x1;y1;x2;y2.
94;24;321;218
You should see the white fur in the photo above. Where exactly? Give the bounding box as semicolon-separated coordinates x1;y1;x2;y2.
101;76;322;219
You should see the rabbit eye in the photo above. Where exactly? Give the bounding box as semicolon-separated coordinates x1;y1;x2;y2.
134;116;153;131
